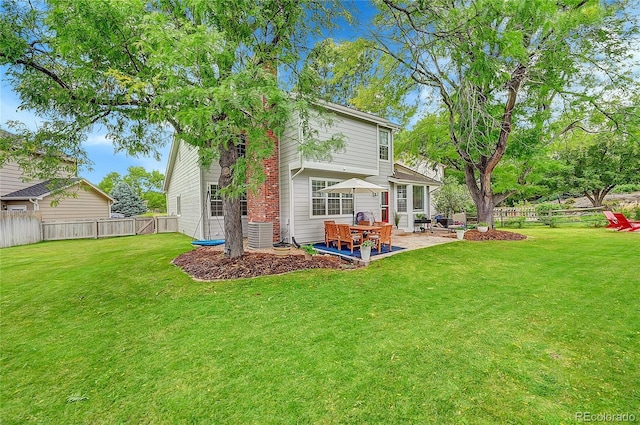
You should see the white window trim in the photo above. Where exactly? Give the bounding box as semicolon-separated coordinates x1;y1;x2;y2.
308;177;354;219
378;127;391;162
396;184;408;213
413;185;426;213
208;183;247;217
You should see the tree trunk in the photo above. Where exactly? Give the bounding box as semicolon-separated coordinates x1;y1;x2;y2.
219;142;244;258
585;186;614;208
464;163;496;226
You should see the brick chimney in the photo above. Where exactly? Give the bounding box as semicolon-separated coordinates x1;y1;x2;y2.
246;129;280;243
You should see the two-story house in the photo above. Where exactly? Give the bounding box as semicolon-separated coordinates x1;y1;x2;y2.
163;101;442;245
0;132;113;220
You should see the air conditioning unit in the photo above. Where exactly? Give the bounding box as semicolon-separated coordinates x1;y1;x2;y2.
248;221;273;249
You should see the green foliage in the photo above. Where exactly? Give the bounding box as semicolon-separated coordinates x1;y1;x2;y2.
432;176;474;217
502;216;525;229
299;38;416;127
110;182;147;217
1;0;348;257
544;111;640;206
612;184;640;193
99;166;166;211
581;214;608;228
300;244;317;255
372;0;638;218
535;202;563;226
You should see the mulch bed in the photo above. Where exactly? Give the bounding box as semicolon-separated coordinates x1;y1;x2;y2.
461;229;527;241
173;247;355;281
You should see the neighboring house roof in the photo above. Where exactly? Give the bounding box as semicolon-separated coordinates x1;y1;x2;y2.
389;163;443;186
1;177;114;201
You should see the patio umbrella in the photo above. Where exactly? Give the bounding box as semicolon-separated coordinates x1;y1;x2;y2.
320;178;387;224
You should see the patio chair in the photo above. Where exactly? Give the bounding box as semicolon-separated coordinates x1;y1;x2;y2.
336;223;361;253
325;221;340;247
603;211;623;230
369;224;393;252
612;212;640;232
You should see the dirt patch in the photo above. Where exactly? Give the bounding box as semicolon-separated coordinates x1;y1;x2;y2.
462;229;527;241
173;247;357;281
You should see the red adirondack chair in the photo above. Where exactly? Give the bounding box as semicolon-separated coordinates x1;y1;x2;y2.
612;212;640;232
603;211;624;230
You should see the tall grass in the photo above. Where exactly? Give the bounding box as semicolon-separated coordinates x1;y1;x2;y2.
1;229;638;424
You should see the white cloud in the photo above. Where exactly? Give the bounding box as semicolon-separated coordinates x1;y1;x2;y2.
84;133;113;147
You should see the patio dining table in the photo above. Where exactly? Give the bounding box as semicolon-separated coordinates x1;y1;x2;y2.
349;224;382;241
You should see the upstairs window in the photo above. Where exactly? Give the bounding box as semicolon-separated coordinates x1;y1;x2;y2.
236;134;246;158
379;129;390;161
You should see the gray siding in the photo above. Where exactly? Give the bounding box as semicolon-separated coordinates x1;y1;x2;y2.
279;122;301;243
290;171;390;245
165;140;203;239
201;164;250;239
283;110;396;244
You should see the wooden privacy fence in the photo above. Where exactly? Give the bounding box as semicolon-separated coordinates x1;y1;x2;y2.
1;213;178;248
0;211;43;248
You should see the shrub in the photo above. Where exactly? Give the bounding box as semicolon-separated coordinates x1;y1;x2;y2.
536;203;563;226
581;214;608;228
612;183;640;193
503;216;525;228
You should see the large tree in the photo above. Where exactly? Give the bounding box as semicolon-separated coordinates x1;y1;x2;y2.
544;100;640;206
1;0;345;257
368;0;638;224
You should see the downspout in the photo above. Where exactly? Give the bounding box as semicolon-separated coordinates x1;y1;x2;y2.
29;198;39;211
199;166;205;240
288;114;305;243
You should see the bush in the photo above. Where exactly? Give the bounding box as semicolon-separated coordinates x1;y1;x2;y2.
503;216;525;228
612;184;640;193
535;203;563;226
581;214;608;228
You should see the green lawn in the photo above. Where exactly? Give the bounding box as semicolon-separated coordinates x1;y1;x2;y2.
1;229;638;424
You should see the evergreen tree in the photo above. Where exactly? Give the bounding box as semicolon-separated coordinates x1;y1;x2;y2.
110;182;147;217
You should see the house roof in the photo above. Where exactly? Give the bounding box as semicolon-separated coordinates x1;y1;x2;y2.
162;102;400;192
316;100;401;131
1;178;114;201
389;163;443;186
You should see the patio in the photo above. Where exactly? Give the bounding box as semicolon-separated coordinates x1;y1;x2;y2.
313;229;458;264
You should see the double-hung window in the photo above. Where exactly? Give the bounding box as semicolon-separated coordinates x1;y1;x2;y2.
311;179;353;217
379;129;390;161
210;184;247;216
397;185;407;213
